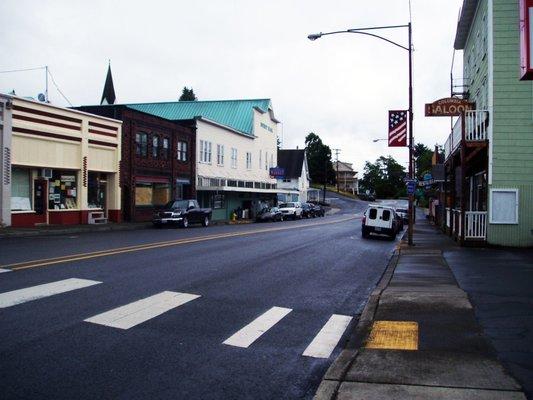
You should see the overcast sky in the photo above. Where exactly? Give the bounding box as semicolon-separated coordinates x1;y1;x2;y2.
1;0;463;173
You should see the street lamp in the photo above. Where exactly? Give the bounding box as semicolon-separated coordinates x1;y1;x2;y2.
308;23;415;246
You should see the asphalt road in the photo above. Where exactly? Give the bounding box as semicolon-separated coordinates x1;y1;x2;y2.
0;195;401;399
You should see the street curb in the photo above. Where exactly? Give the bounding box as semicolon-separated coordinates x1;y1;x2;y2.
0;223;153;238
314;247;401;400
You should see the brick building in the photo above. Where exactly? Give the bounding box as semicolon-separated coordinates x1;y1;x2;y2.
76;105;195;222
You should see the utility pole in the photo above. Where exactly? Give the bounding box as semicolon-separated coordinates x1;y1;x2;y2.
332;148;341;192
323;157;327;203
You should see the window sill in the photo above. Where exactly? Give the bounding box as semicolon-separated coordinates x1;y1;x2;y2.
49;209;81;212
12;210;35;214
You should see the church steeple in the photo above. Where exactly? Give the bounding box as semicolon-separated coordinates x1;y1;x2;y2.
100;61;116;105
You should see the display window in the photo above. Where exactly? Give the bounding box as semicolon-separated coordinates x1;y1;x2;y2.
11;167;32;211
135;182;170;207
48;170;78;210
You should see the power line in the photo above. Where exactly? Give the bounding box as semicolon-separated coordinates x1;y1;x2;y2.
47;68;73;106
0;65;73;106
0;66;46;74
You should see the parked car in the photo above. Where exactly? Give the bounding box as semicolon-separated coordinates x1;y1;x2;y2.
153;199;212;228
301;203;315;218
256;207;283;222
311;203;325;217
361;204;399;240
395;207;409;224
395;212;404;231
278;202;303;220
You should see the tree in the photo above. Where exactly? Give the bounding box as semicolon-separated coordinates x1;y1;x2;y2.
360;156;407;198
305;133;336;185
179;87;197;101
413;143;433;180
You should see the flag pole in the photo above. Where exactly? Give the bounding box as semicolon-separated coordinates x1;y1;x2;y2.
407;22;414;246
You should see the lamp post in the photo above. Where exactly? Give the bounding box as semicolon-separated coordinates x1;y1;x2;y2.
308;23;414;246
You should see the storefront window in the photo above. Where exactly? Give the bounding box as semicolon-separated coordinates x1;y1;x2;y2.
88;172;107;209
48;170;78;210
11;167;32;211
135;181;170;206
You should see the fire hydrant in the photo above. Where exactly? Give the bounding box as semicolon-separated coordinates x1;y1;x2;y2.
231;211;237;222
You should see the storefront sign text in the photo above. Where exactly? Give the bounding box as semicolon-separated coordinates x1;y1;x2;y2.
424;97;475;117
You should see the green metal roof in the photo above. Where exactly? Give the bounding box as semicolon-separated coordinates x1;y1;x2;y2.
127;99;275;136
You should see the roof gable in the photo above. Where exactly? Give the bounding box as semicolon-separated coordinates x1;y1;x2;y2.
277;149;305;178
126;99;274;136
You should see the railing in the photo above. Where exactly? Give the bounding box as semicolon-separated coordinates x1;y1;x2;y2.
443;110;489;160
197;176;277;190
452;209;462;237
465;211;487;239
447;208;487;240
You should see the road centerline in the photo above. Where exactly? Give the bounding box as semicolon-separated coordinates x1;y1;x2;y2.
1;216;357;272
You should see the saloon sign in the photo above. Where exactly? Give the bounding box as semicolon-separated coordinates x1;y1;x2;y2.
424;97;474;117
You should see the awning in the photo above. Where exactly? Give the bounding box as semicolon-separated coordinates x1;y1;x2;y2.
135;175;169;184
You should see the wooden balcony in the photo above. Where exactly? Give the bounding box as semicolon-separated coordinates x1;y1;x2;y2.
444;110;489;161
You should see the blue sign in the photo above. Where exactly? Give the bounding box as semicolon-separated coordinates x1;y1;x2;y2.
406;180;416;195
269;167;285;178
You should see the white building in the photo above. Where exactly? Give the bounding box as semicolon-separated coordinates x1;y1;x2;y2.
128;99;282;220
276;149;311;202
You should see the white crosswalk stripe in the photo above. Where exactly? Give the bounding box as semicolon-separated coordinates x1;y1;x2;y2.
302;314;353;358
0;278;101;309
223;306;292;348
84;291;200;330
0;268;12;273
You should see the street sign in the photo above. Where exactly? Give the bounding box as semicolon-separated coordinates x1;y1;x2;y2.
406;180;416;195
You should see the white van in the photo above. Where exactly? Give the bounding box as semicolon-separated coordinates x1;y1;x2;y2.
361;204;399;239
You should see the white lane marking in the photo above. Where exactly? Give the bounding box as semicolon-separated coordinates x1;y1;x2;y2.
302;314;353;358
85;291;200;330
223;306;292;348
0;278;101;308
0;268;12;273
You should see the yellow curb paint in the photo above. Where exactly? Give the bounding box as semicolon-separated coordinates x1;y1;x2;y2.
2;216;358;272
365;320;418;351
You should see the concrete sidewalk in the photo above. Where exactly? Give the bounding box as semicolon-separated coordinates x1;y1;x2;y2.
0;221;153;238
316;218;527;399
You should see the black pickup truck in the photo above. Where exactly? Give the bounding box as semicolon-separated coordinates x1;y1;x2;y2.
152;199;212;228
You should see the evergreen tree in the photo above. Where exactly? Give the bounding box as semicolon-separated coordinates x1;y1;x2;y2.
304;133;336;185
179;87;198;101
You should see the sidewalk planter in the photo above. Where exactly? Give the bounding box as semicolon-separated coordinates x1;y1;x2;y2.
0;94;121;228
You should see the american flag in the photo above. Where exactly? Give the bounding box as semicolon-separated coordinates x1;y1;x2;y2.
388;110;407;147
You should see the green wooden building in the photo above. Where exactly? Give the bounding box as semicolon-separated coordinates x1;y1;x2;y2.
441;0;533;247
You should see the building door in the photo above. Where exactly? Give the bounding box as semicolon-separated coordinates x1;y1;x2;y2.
33;179;47;216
